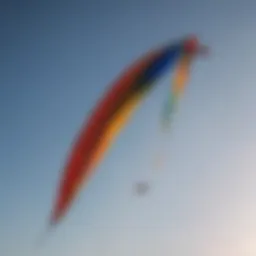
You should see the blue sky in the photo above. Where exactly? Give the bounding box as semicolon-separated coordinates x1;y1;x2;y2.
2;0;256;255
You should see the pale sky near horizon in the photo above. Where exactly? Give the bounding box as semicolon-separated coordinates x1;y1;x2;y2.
2;0;256;255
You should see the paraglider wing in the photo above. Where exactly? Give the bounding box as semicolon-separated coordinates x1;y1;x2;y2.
49;43;184;227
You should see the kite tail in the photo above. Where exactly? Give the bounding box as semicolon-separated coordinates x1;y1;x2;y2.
153;53;194;174
161;93;179;132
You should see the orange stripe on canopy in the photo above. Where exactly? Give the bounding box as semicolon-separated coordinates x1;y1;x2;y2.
65;90;147;212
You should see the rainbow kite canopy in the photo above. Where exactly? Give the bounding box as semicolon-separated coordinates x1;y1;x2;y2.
49;35;209;228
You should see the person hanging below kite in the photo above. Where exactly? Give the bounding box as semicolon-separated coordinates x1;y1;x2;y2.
48;35;209;228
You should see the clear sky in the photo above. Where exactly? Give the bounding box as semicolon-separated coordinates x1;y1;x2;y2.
2;0;256;255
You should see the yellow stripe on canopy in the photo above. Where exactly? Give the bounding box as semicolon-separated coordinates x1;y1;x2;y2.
88;90;147;172
72;90;147;199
